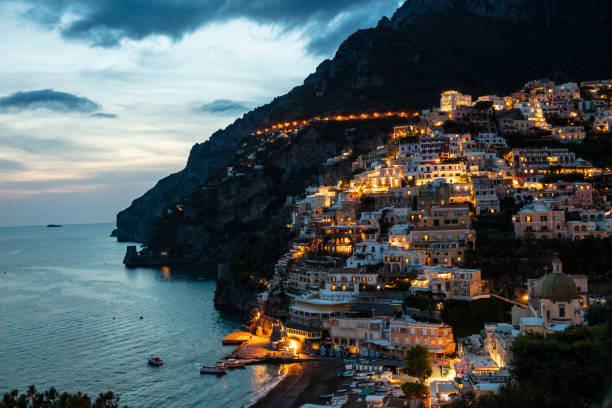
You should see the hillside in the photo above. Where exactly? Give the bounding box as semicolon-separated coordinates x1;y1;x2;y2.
116;0;612;244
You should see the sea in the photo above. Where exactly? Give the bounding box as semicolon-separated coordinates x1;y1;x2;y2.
0;223;282;407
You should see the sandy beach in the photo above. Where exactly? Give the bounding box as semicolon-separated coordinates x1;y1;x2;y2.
252;359;345;408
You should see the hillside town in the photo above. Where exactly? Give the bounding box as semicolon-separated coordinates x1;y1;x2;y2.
237;78;612;407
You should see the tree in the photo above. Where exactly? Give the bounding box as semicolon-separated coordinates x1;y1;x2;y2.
405;345;432;383
401;381;428;401
449;323;611;408
585;301;609;326
0;386;127;408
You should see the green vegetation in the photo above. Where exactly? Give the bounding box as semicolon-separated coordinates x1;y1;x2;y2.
441;298;510;338
473;101;493;111
570;132;612;168
0;386;125;408
401;381;428;401
443;120;489;135
585;302;608;326
221;213;296;280
403;292;437;312
405;345;433;384
465;237;612;297
448;298;612;408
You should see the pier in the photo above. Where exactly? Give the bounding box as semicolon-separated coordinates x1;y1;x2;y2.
222;330;253;345
219;330;319;366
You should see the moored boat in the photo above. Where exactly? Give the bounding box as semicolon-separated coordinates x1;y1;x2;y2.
200;362;227;375
222;359;246;369
148;356;164;366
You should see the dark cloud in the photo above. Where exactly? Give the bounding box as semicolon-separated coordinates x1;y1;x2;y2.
90;112;117;118
0;159;26;172
195;99;250;114
0;89;101;113
14;0;399;55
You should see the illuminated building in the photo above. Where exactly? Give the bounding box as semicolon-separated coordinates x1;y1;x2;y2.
383;249;426;274
520;258;586;334
508;147;576;168
410;266;484;300
389;315;455;355
408;226;475;266
514;101;549;129
512;202;566;239
440;90;472;113
430;381;459;407
329;317;384;351
416;162;467;185
475;132;507;147
289;295;353;329
476;95;506;111
551;126;585;143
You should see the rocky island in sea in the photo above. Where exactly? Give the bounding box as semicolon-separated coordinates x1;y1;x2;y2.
112;1;612;406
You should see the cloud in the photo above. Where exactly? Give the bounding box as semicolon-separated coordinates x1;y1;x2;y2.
90;112;117;118
13;0;400;55
0;89;101;113
0;129;108;160
0;159;26;172
194;99;250;114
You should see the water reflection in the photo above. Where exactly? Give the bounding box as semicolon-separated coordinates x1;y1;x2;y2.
124;265;216;282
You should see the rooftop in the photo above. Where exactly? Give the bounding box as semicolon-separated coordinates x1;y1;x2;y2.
520;317;543;326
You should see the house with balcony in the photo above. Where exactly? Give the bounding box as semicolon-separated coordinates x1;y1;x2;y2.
329;317;385;351
410;266;484;300
512;202;566;239
408;226;475;266
388;315;455;355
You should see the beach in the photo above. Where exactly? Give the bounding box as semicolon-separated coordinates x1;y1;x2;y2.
252;359;345;408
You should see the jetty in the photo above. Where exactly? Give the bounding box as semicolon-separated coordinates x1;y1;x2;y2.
222;330;253;345
219;331;319;367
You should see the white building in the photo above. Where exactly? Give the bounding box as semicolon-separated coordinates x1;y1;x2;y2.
441;90;472;112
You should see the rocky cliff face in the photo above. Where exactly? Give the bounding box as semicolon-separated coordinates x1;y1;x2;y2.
143;118;397;268
116;0;611;244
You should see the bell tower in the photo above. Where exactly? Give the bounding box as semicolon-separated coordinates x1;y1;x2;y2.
552;257;562;274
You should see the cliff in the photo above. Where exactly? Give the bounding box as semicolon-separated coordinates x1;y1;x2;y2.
116;0;611;243
115;0;611;312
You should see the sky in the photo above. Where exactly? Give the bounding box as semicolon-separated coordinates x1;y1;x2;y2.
0;0;401;227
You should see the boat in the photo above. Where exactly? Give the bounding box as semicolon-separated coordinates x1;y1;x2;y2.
147;356;164;366
331;395;349;407
222;359;246;369
46;224;63;228
200;363;227;375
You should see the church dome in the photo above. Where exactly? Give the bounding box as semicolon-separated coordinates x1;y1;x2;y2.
540;271;578;301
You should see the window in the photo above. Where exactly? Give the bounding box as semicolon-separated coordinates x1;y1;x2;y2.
541;215;547;221
559;304;565;317
526;216;532;222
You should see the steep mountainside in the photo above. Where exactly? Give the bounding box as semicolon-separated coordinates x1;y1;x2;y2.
117;0;612;243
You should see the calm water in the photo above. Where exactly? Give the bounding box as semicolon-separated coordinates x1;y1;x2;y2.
0;223;279;407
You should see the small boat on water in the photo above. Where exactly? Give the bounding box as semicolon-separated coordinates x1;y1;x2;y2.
148;356;164;366
222;359;246;369
200;362;227;375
